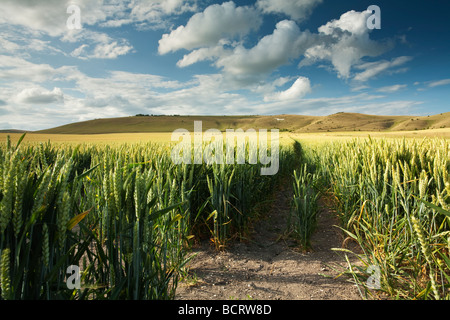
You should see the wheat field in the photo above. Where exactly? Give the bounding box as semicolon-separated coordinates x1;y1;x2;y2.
0;132;449;300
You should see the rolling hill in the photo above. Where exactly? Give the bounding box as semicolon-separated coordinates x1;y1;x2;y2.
35;112;450;134
0;129;30;133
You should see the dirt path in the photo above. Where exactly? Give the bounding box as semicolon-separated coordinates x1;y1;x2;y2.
175;181;362;300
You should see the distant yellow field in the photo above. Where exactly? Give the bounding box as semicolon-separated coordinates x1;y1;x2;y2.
0;132;174;145
1;127;449;147
289;128;450;146
0;131;293;146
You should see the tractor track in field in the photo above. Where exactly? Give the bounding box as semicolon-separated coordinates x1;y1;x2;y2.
175;180;363;300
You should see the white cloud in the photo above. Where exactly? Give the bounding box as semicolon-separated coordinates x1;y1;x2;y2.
0;0;67;36
70;44;89;59
0;57;425;131
0;0;113;36
216;20;316;78
376;84;407;93
0;1;136;60
176;43;228;68
0;37;21;53
264;77;312;101
175;19;318;88
150;74;252;115
0;26;66;57
350;84;370;92
108;71;184;90
67;30;133;59
251;76;294;95
318;9;370;36
0;0;193;36
0;0;198;60
0;57;161;129
0;55;77;82
16;87;64;104
414;79;450;92
353;56;412;82
162;6;400;93
299;9;392;79
90;41;133;59
127;0;197;30
256;0;323;22
158;1;262;54
427;79;450;88
165;5;396;87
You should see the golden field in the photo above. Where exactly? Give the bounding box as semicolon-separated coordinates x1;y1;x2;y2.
1;127;449;147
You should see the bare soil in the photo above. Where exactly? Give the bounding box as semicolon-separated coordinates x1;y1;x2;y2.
175;181;363;300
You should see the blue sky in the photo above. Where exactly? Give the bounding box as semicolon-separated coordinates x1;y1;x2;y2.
0;0;449;130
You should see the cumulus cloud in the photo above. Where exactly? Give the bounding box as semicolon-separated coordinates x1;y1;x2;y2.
156;4;404;102
264;77;312;101
158;1;262;54
174;18;317;84
299;9;393;79
256;0;323;22
16;87;64;104
163;6;396;88
216;20;316;77
318;9;370;36
161;5;398;90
